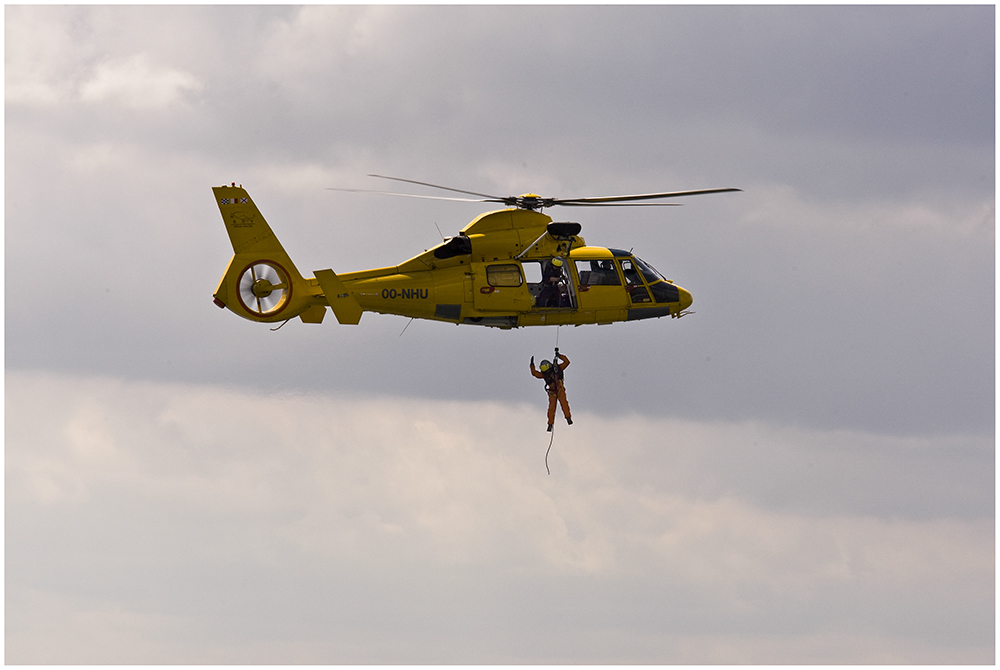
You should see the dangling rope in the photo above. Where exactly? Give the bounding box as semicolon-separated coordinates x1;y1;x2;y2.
545;429;554;475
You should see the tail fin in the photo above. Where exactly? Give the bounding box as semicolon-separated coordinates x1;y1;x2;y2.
212;184;317;323
315;269;363;325
213;184;299;260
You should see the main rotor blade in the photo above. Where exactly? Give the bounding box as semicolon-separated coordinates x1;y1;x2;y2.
327;187;503;204
547;202;683;207
337;176;741;210
367;174;504;200
553;187;742;205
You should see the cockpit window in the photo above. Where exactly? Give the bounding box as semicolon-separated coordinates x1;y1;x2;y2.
633;257;679;303
634;257;664;285
620;259;642;285
648;280;679;303
619;259;652;303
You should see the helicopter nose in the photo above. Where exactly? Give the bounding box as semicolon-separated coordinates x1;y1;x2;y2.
678;286;693;311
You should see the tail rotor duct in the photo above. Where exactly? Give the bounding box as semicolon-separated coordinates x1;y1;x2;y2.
237;260;291;316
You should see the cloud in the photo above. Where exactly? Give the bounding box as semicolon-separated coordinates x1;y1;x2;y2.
6;7;205;110
78;53;204;110
6;371;993;663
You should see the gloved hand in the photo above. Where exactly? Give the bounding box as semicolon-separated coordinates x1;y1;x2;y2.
530;356;535;366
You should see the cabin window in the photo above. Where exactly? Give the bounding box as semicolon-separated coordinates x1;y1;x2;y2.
486;263;523;287
522;261;543;285
575;259;621;286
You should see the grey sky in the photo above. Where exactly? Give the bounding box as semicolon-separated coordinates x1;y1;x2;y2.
5;5;994;663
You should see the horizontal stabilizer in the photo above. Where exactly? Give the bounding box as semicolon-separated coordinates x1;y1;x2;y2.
315;269;363;325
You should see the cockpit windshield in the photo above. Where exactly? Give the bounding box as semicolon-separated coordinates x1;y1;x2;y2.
633;257;665;285
632;256;679;304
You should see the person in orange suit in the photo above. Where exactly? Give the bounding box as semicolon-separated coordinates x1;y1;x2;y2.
530;349;572;432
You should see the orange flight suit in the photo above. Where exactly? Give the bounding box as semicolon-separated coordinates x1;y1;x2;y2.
531;354;572;425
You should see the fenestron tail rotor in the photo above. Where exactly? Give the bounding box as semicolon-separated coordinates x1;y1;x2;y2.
237;261;291;317
330;174;740;211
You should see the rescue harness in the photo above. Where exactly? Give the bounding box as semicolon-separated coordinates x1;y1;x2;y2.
541;346;566;395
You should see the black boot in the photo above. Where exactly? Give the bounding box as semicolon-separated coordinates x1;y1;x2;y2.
567;417;573;425
547;424;553;432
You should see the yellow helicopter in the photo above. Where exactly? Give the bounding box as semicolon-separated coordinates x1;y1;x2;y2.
211;176;739;329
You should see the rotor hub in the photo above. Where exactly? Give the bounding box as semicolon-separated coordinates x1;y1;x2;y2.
511;193;554;211
252;278;275;298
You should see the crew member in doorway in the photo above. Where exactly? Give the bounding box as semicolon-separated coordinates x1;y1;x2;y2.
530;349;573;432
537;257;567;307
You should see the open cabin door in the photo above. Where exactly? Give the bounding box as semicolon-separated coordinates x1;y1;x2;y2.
523;257;577;310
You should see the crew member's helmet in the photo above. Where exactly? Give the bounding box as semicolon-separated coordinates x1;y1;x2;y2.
539;360;552;372
551;258;563;267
